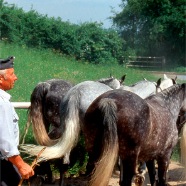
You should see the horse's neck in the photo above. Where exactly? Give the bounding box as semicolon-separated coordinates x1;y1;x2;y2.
159;79;174;90
148;89;184;120
97;79;120;89
120;82;156;99
120;85;131;91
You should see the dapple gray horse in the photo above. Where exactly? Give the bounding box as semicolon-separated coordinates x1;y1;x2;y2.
20;74;175;163
118;74;176;184
83;83;186;186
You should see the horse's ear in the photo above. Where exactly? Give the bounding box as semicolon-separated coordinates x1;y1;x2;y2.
156;78;161;88
174;76;177;81
172;79;177;84
181;83;186;89
120;75;126;84
164;74;168;79
110;73;113;78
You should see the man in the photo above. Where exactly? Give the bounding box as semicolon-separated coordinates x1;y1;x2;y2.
0;56;34;186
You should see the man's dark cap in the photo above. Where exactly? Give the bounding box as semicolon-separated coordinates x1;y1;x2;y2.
0;56;15;70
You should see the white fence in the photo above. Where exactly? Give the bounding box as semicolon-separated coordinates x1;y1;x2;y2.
126;56;166;68
12;102;30;109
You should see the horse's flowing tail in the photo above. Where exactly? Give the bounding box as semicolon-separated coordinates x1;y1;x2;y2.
90;98;119;186
20;89;81;162
180;122;186;179
29;82;57;146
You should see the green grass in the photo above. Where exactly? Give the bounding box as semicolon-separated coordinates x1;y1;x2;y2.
1;42;174;101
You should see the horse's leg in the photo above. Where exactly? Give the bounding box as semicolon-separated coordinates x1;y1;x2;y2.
43;161;54;184
120;158;136;186
156;157;170;186
84;134;103;177
59;164;68;186
146;160;157;186
53;158;68;186
138;161;146;174
133;161;147;186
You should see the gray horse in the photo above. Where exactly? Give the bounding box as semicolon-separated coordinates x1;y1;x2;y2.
20;76;123;160
20;74;175;162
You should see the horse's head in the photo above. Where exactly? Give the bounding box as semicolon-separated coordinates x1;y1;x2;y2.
97;75;126;89
156;74;177;93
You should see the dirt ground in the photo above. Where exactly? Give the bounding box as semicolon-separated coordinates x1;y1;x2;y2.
108;161;186;186
37;161;185;186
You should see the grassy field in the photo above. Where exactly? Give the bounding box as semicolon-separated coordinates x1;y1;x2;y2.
0;42;185;165
0;42;158;132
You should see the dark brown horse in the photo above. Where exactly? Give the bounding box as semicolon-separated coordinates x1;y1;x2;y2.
27;79;73;145
83;83;186;186
22;79;73;185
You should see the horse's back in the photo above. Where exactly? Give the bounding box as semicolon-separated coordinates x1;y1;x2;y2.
62;81;112;115
120;80;156;98
31;79;72;101
85;88;149;126
45;79;73;110
46;79;73;96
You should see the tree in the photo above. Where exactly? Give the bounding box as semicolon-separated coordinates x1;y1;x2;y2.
112;0;185;66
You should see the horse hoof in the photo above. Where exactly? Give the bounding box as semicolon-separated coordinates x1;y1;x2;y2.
29;175;44;186
134;174;145;186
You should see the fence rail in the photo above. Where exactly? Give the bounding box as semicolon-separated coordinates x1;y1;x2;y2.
11;102;30;109
126;56;166;68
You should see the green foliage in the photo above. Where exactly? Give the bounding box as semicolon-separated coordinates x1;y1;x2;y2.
0;0;124;65
1;0;184;68
113;0;185;67
174;66;186;73
171;142;181;162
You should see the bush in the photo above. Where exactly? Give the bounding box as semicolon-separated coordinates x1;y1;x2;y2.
0;0;124;65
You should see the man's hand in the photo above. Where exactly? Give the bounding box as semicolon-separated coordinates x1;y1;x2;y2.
8;155;34;179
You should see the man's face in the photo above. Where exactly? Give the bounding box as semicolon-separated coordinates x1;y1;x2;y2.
1;68;18;90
